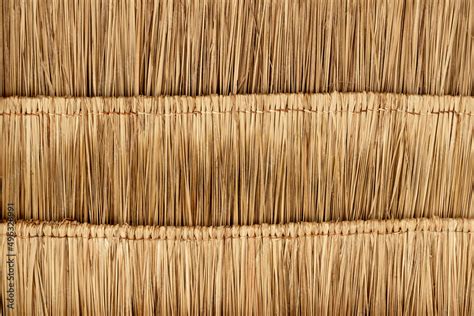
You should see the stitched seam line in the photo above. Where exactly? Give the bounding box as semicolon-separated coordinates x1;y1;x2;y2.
4;230;472;241
0;109;472;117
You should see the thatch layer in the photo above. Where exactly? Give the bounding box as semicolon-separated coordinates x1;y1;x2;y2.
1;0;472;97
0;218;473;314
1;92;472;225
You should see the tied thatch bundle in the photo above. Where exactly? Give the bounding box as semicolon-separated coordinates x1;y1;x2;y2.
1;92;472;226
0;0;472;97
1;218;473;314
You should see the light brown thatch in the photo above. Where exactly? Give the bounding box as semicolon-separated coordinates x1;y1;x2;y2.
1;0;473;313
0;218;473;314
1;92;472;225
1;0;472;97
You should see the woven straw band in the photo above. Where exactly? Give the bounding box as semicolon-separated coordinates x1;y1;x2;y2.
1;218;473;314
1;93;473;226
4;217;473;240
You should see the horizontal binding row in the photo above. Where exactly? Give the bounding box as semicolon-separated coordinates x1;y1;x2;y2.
1;92;473;115
2;218;473;241
0;108;472;117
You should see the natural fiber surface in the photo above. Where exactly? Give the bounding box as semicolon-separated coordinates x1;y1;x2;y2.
2;0;473;314
1;0;472;97
0;218;472;314
1;92;472;225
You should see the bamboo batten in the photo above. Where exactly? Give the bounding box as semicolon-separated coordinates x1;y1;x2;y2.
0;92;472;226
0;218;472;314
1;0;472;97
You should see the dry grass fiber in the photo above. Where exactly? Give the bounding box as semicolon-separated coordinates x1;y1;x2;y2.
1;0;473;314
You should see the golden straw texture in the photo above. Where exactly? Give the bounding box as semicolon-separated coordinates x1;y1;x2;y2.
1;92;472;226
0;0;472;97
0;218;473;314
2;0;473;314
